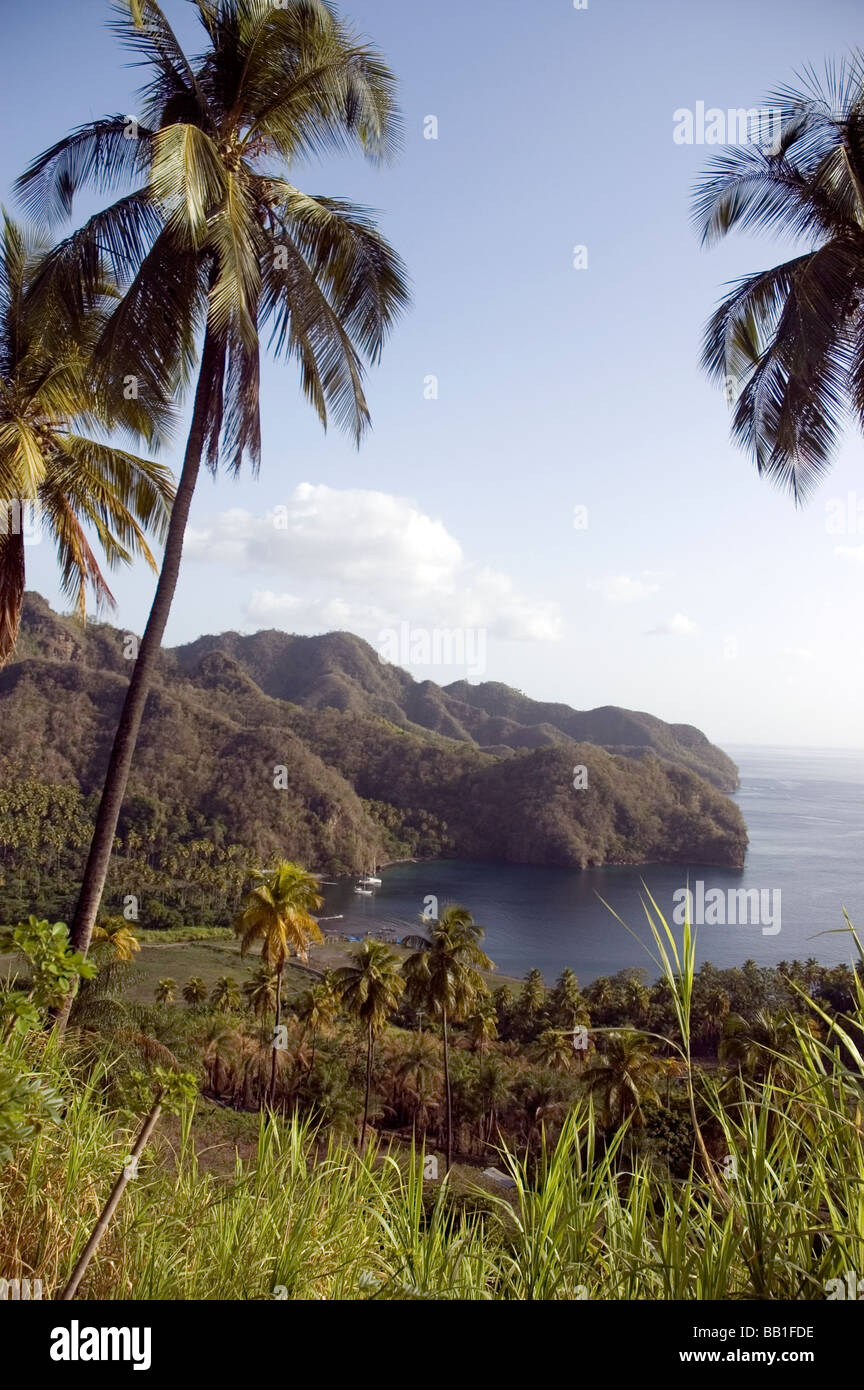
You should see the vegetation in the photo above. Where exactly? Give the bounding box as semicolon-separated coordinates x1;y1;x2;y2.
15;0;409;979
0;596;748;928
235;860;322;1102
2;897;863;1300
0;214;173;662
695;55;864;499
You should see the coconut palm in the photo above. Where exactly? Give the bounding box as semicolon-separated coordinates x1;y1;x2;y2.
90;917;140;962
696;986;731;1048
719;1010;811;1084
392;1031;441;1132
334;937;404;1147
17;0;408;979
518;967;546;1024
579;1030;675;1129
403;904;493;1171
199;1016;242;1096
549;967;584;1030
475;1058;512;1146
210;974;242;1011
693;56;864;500
154;977;176;1004
532;1027;575;1074
466;993;497;1055
295;976;339;1073
0;213;173;663
242;964;278;1021
235;860;323;1102
182;975;208;1008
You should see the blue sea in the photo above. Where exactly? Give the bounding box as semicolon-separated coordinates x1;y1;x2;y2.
320;747;864;984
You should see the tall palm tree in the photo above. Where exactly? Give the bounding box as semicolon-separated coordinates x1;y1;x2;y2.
198;1015;242;1096
579;1030;675;1129
242;964;278;1021
693;56;864;499
475;1057;511;1147
17;0;409;984
393;1031;441;1132
0;213;173;662
549;966;584;1030
235;859;322;1103
334;937;404;1147
403;904;493;1171
466;993;497;1055
295;975;339;1073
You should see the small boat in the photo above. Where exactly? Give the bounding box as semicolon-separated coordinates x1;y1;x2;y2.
359;875;382;886
354;885;374;896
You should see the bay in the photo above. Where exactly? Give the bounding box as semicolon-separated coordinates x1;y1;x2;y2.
320;746;864;983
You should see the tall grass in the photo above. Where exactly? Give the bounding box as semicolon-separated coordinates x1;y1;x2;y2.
1;902;863;1300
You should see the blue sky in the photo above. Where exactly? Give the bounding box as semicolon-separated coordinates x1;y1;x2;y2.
4;0;864;746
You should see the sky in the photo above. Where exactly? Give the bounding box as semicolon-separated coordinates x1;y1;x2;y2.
3;0;864;748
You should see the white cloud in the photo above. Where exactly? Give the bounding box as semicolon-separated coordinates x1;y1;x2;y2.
587;572;661;604
186;483;562;642
646;612;700;638
834;544;864;565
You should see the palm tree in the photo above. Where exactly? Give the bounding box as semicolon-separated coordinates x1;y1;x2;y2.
18;0;408;981
154;976;176;1004
198;1016;242;1097
182;975;208;1008
466;993;497;1055
579;1030;675;1129
549;967;584;1030
295;976;339;1073
90;917;140;962
475;1057;512;1146
403;904;493;1171
532;1027;575;1074
0;213;173;662
393;1032;441;1132
334;937;404;1147
235;860;322;1103
242;965;278;1022
210;974;242;1011
693;56;864;499
696;986;731;1049
719;1010;811;1084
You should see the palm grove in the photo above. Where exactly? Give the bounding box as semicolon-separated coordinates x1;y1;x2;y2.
4;3;864;1301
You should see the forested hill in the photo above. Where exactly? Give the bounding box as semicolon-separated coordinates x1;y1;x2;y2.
169;623;737;791
0;595;747;926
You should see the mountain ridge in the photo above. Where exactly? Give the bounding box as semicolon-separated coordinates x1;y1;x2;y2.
0;594;748;926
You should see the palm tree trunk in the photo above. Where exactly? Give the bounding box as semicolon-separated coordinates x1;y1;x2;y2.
0;525;25;667
59;1092;163;1300
54;331;222;1037
360;1021;373;1149
269;968;282;1107
442;1008;453;1173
